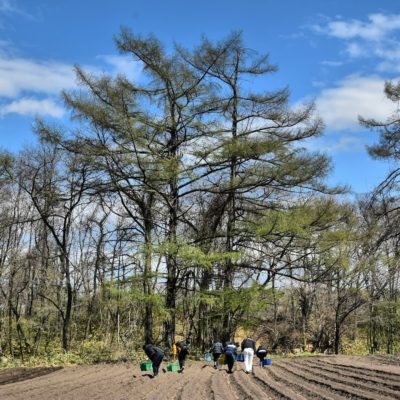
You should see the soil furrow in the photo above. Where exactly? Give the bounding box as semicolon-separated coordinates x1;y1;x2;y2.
56;370;136;400
0;357;399;399
252;366;308;400
176;366;213;400
301;358;400;391
126;371;177;400
146;366;196;400
210;369;239;400
0;367;63;386
42;368;140;400
320;359;400;379
282;360;400;399
230;370;271;399
255;366;347;400
368;355;400;366
274;361;394;400
0;365;130;399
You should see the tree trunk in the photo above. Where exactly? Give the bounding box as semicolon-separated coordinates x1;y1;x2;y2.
143;219;154;344
62;255;73;352
164;122;179;348
222;55;239;343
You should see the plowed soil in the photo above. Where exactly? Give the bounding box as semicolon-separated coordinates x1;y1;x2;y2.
1;355;400;399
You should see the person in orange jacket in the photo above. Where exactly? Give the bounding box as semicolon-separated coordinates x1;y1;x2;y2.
172;343;178;360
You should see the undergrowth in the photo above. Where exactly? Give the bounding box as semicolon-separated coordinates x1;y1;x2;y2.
0;340;143;368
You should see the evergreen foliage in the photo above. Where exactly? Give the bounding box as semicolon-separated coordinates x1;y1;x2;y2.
0;34;399;364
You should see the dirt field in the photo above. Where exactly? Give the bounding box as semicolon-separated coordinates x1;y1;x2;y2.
1;355;400;399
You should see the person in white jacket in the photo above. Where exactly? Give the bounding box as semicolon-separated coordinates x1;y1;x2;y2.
240;336;256;373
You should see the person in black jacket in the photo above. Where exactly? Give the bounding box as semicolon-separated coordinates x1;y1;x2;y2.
143;344;165;378
256;345;268;367
176;339;190;372
241;336;256;373
211;339;224;369
223;342;237;373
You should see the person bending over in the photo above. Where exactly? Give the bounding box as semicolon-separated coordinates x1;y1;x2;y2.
223;341;237;374
143;344;165;378
176;339;190;372
256;345;268;367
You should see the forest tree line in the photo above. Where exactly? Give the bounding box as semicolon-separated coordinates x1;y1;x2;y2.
0;31;399;362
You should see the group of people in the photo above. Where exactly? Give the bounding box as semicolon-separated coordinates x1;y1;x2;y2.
142;339;190;378
142;335;268;378
211;336;268;374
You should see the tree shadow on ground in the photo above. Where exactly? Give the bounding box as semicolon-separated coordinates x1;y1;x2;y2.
0;367;63;385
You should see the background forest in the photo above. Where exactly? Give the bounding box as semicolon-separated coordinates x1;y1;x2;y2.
0;31;399;365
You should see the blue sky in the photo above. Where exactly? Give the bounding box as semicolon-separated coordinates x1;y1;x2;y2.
1;0;399;194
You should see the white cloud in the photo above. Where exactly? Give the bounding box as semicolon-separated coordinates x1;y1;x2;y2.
303;134;366;154
312;80;326;88
0;56;76;98
97;55;142;79
0;0;37;20
316;75;397;131
322;136;365;153
315;13;400;41
345;42;364;58
312;13;400;72
0;51;142;119
0;39;12;53
375;46;400;60
377;61;400;73
321;60;343;67
0;53;143;100
0;97;65;117
0;0;18;14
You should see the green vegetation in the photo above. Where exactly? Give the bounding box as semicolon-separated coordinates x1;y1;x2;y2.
0;31;399;367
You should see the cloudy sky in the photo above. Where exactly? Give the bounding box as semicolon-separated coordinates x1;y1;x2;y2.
0;0;399;193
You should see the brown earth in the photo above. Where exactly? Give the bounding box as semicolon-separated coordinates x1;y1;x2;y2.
0;355;400;399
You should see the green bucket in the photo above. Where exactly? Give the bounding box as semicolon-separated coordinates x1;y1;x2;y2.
167;363;180;372
140;361;153;371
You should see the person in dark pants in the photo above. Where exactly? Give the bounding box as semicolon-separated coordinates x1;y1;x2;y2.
143;344;165;378
256;345;268;367
223;342;237;373
176;339;190;372
211;339;224;369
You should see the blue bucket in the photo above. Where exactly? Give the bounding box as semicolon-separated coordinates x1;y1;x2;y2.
263;358;272;366
237;353;244;362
